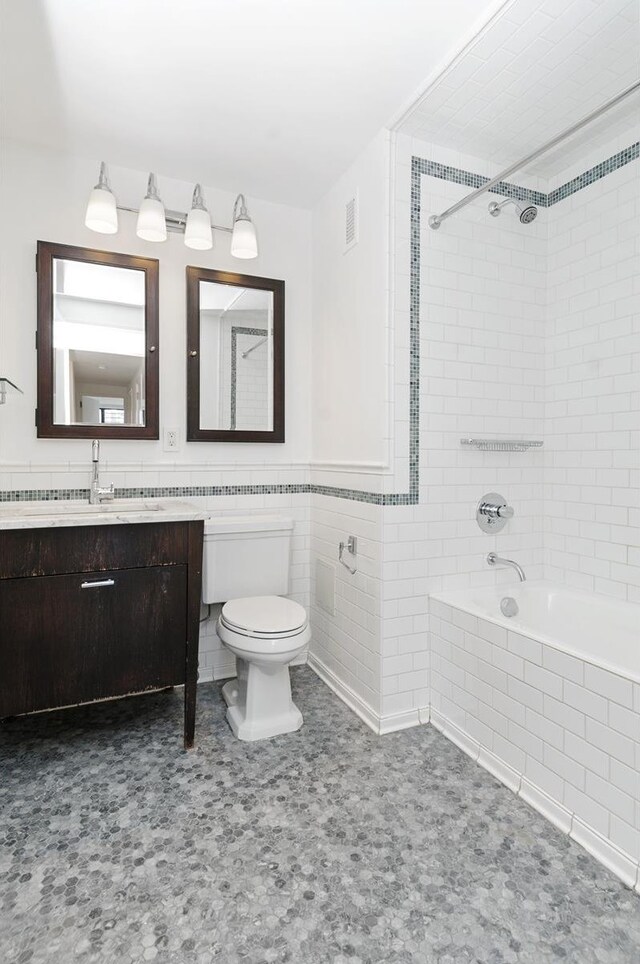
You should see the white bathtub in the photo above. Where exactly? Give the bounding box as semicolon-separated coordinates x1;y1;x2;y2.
428;581;640;890
431;581;640;685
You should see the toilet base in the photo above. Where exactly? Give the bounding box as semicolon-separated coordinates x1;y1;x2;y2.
221;659;303;742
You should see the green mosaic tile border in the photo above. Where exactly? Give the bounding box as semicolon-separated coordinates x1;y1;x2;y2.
416;159;547;205
547;143;639;206
419;142;639;210
230;326;268;430
0;484;391;505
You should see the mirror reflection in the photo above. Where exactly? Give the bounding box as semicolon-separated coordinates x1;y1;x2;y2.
199;281;273;432
52;258;146;426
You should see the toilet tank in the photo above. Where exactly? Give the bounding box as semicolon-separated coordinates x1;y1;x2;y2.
202;515;294;603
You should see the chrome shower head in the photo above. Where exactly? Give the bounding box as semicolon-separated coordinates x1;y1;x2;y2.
518;203;537;224
488;198;538;224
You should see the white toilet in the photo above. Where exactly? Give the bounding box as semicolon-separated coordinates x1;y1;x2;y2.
202;516;310;741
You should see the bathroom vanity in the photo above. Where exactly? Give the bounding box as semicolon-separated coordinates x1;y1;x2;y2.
0;501;205;748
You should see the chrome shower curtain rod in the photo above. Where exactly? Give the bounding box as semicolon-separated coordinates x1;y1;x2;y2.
428;79;640;230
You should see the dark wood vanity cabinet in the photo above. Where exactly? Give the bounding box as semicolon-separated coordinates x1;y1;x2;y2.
0;520;203;748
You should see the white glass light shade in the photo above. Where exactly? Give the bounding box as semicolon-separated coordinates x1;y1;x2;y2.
136;196;167;242
184;206;212;250
230;217;258;259
85;186;118;234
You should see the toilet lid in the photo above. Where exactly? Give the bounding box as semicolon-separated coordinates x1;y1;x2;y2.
221;596;307;636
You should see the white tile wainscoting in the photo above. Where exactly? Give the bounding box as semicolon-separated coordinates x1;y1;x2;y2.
309;490;383;721
429;596;640;892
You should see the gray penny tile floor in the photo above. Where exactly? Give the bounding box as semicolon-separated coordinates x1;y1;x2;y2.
2;666;640;964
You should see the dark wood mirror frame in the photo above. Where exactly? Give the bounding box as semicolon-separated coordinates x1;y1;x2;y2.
186;266;284;442
36;241;159;439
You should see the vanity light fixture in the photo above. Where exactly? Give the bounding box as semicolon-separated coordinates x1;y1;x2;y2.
136;173;167;243
84;162;118;234
184;184;213;250
230;194;258;260
84;162;258;259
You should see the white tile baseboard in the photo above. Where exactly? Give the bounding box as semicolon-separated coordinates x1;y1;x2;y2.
307;653;381;734
308;653;427;735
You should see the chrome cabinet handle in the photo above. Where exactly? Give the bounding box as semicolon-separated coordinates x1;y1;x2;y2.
80;579;115;589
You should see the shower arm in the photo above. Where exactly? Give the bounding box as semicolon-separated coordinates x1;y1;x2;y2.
241;335;268;359
428;79;640;230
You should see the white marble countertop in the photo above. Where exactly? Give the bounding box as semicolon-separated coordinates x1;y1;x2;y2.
0;499;208;530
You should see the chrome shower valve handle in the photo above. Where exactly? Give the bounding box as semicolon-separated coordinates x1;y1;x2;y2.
476;492;514;533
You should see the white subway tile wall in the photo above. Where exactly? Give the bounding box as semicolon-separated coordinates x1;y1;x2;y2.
309;492;382;718
545;158;640;602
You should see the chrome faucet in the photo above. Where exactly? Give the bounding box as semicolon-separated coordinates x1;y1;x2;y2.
486;552;526;582
89;439;114;505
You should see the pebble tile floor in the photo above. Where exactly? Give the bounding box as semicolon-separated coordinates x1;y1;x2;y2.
2;666;640;964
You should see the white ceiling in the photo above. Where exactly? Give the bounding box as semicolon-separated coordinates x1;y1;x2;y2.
71;350;142;387
0;0;505;208
396;0;640;178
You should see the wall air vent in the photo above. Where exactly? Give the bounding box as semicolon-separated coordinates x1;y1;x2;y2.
344;191;359;253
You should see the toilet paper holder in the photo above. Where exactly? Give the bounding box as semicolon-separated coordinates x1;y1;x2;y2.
338;536;357;574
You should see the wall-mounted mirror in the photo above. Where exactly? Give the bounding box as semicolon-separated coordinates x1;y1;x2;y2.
186;267;284;442
36;242;159;438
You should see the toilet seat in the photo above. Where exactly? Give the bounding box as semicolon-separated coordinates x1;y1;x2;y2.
218;619;311;661
221;595;308;639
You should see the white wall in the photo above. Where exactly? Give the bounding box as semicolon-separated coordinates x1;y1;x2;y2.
311;130;391;468
0;140;312;484
308;131;393;725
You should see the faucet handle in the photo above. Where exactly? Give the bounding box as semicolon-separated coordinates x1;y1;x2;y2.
497;505;514;519
476;491;514;533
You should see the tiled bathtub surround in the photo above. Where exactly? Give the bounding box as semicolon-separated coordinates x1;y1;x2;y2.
545;155;640;602
429;594;640;891
307;132;639;740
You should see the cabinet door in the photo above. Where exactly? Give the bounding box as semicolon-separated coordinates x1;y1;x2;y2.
0;565;187;717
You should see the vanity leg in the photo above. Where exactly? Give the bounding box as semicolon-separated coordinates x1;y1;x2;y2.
184;674;197;750
184;520;203;750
